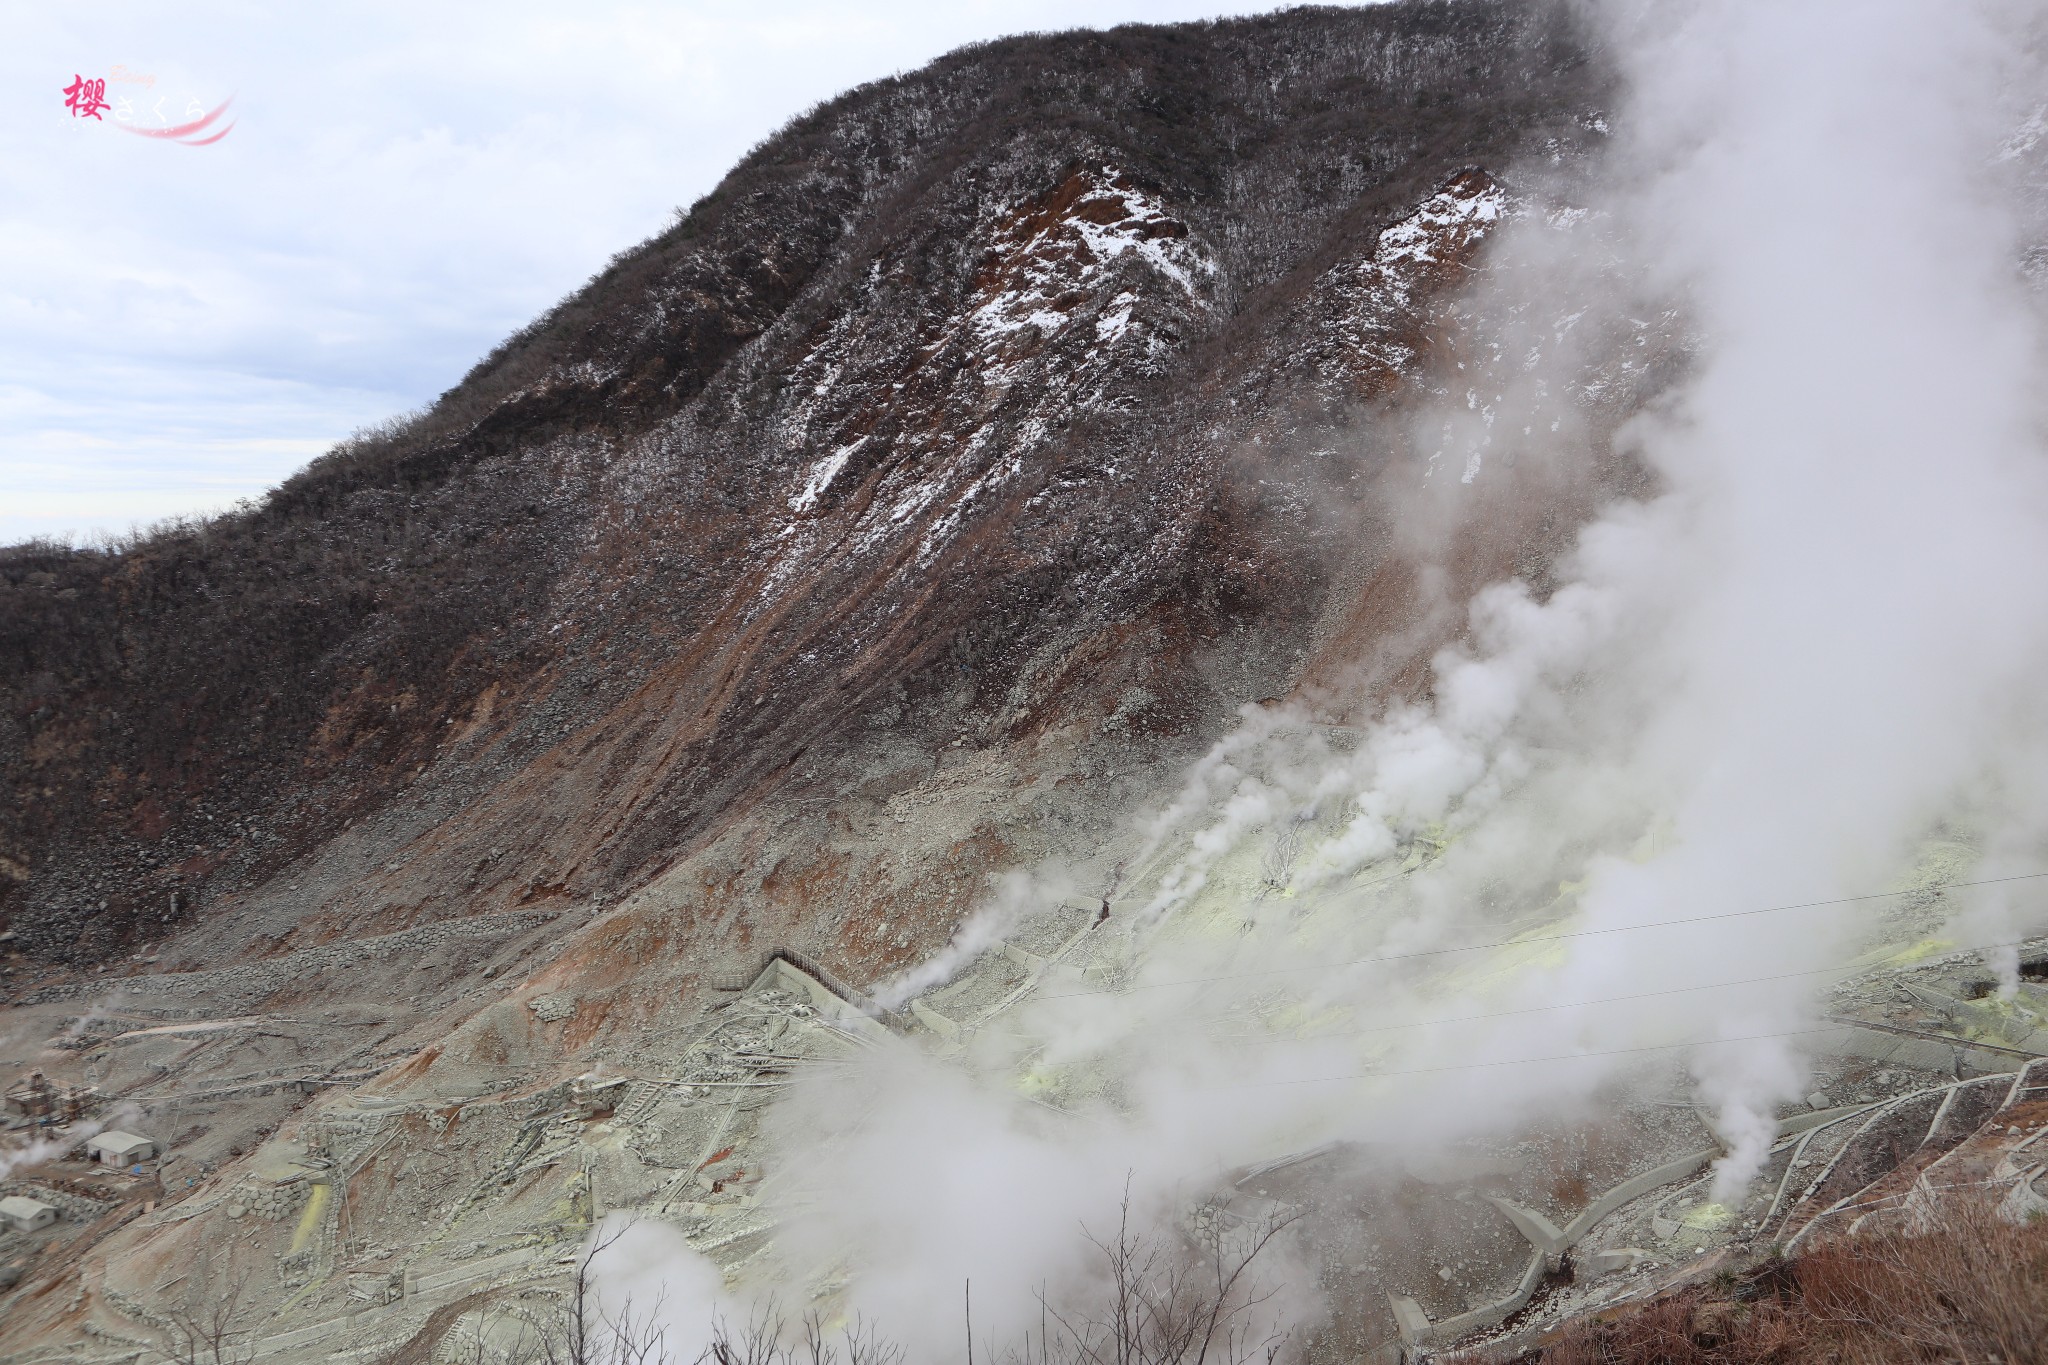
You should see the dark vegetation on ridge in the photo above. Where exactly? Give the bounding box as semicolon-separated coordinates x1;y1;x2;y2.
0;0;1609;960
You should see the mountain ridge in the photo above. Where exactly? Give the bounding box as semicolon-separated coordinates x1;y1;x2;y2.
0;0;1607;968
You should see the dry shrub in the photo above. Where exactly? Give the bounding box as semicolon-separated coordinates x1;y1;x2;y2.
1541;1194;2048;1365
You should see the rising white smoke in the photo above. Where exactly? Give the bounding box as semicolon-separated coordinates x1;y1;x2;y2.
872;863;1081;1012
1124;0;2048;1199
601;0;2048;1351
0;1126;92;1182
0;1107;128;1181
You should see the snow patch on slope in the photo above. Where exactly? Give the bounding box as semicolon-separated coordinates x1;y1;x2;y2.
790;437;867;512
1305;169;1521;392
969;168;1213;344
1376;177;1510;268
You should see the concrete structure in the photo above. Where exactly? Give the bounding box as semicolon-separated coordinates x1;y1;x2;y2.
0;1196;58;1233
4;1071;94;1123
3;1071;54;1119
85;1130;155;1165
568;1073;630;1118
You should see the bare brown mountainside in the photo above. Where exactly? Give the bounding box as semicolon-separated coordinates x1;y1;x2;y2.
0;1;1615;970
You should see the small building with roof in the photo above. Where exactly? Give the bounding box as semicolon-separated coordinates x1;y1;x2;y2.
0;1195;58;1233
85;1130;156;1165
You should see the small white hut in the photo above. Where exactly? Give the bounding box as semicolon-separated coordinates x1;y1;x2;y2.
0;1195;58;1233
86;1130;156;1165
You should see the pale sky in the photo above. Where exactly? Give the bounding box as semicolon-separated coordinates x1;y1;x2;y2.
2;1;1330;547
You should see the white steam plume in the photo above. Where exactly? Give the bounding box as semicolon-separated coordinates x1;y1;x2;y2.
599;0;2048;1351
873;863;1081;1011
0;1109;124;1181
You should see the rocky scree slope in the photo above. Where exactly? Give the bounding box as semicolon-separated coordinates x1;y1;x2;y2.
0;1;1612;983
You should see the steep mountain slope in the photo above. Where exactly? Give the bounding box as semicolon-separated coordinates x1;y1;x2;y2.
0;1;1606;968
0;4;1695;1358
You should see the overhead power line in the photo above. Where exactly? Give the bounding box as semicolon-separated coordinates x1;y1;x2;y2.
1210;935;2042;1047
1032;869;2048;1003
1210;1023;1866;1090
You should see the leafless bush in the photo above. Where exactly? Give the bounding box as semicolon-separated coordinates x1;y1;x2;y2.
472;1296;904;1365
1012;1192;1297;1365
155;1273;254;1365
697;1304;905;1365
459;1190;1292;1365
1541;1191;2048;1365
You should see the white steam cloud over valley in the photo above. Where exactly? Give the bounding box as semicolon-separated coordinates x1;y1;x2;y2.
587;2;2048;1358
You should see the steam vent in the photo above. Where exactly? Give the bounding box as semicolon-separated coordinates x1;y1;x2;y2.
6;2;2048;1363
